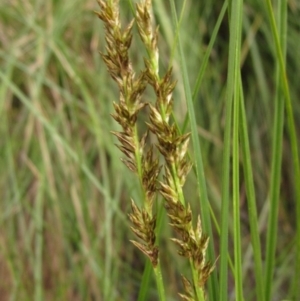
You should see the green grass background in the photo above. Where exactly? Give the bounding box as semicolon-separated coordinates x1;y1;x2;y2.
0;0;299;300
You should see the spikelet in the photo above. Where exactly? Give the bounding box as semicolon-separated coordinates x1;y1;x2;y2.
135;0;214;297
96;0;160;267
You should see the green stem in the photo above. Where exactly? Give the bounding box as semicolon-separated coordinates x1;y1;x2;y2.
232;76;243;301
190;259;205;301
137;260;152;301
239;78;265;301
264;1;287;300
231;0;244;298
154;261;166;301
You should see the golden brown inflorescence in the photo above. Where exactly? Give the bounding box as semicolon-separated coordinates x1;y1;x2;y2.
135;0;214;298
96;0;160;267
96;0;214;298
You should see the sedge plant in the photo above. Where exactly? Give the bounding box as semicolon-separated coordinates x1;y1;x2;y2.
96;0;214;300
1;0;299;300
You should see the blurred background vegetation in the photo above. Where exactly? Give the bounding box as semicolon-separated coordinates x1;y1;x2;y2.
0;0;299;300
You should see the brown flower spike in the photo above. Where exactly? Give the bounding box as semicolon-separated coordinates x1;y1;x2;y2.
97;0;214;299
135;0;214;299
96;0;160;267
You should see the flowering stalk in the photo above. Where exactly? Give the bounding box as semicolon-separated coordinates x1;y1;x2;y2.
95;1;166;300
135;1;214;300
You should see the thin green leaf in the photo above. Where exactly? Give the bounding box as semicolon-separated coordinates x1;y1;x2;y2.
239;78;265;301
264;1;286;300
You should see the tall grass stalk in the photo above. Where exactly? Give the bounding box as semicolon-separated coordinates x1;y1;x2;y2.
264;0;286;300
231;0;244;299
239;79;265;301
219;0;244;299
264;0;300;298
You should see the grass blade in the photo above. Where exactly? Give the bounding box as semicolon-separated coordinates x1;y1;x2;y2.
264;3;300;299
233;76;243;301
219;0;244;299
264;0;286;299
231;1;244;299
239;78;265;301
